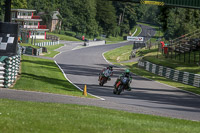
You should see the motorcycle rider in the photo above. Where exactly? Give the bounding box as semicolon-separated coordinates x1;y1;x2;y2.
114;69;132;91
99;66;113;81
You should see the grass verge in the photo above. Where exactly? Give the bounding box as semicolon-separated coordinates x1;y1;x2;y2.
12;55;93;98
47;32;81;41
104;46;200;95
132;25;142;37
137;47;200;74
42;44;64;58
20;43;40;49
0;99;199;133
28;39;51;43
104;45;133;62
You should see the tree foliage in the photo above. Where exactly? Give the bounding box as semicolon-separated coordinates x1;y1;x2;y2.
159;7;200;39
96;0;117;36
12;0;27;9
1;0;200;40
0;0;5;21
113;2;137;36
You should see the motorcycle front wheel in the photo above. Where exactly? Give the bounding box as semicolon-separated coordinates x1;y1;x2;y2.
117;85;123;95
113;88;117;94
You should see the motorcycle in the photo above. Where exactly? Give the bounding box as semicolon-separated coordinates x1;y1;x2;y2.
113;76;130;95
99;70;111;86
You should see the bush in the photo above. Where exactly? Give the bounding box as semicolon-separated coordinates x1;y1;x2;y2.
65;31;76;37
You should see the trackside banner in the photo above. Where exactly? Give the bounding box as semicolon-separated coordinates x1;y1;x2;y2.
127;36;144;42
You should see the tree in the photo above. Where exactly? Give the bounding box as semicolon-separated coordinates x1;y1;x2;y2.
135;4;160;25
159;7;199;39
113;2;137;36
0;0;5;21
96;0;117;36
12;0;27;9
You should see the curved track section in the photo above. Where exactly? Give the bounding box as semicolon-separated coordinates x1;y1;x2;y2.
0;25;200;121
55;25;200;121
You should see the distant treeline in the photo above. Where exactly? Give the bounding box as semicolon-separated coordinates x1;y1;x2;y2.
1;0;200;39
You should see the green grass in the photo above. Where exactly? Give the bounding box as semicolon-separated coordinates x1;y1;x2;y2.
104;46;200;95
132;25;142;37
104;25;142;44
42;44;64;58
28;39;51;44
12;55;93;98
104;45;133;62
0;99;199;133
105;36;125;44
47;32;81;41
20;43;40;49
125;62;200;95
136;47;200;74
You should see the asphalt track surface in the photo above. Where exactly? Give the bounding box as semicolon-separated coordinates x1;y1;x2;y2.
1;25;200;121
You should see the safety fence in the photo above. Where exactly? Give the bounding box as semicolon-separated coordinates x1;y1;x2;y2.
34;41;59;47
0;54;21;88
138;59;200;88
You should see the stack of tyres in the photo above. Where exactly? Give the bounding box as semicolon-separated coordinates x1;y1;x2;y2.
25;47;33;55
3;55;20;88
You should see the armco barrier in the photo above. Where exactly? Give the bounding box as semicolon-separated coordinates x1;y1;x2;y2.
138;59;200;87
0;54;21;88
34;41;59;47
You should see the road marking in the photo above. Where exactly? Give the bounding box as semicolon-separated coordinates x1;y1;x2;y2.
54;61;105;100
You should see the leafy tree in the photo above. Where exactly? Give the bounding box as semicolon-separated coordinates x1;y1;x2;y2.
12;0;27;9
159;7;199;39
135;4;160;25
96;0;117;36
113;2;137;36
0;0;5;21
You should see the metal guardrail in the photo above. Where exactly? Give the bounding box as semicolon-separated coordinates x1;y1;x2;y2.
138;59;200;88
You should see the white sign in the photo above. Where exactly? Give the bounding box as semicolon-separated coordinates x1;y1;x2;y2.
127;36;144;42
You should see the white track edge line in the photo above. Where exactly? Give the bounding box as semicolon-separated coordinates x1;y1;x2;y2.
54;61;105;100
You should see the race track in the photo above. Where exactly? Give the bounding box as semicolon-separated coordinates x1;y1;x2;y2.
1;25;200;121
54;25;200;121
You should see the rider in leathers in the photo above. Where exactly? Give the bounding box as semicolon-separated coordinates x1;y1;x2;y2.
99;66;113;81
114;69;132;91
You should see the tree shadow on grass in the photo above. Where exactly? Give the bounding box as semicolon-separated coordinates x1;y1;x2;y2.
20;72;80;92
22;59;56;67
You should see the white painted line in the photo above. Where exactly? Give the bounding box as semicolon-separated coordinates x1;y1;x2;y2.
102;44;200;98
54;61;105;100
55;45;65;51
53;52;62;58
131;28;137;37
137;27;142;37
